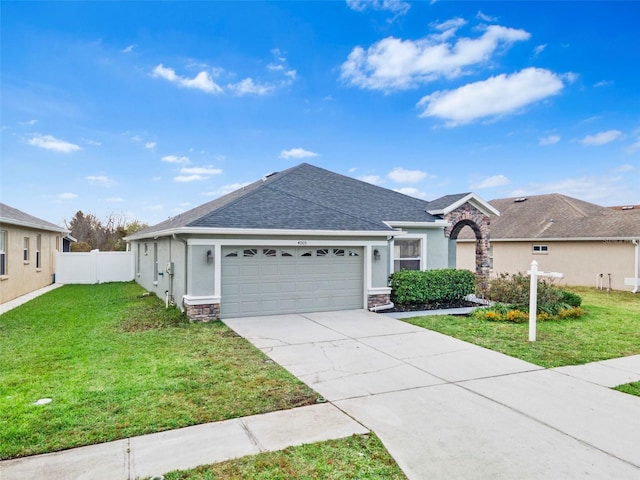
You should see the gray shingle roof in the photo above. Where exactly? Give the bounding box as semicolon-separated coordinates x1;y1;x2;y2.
459;194;640;240
0;202;68;233
134;163;445;238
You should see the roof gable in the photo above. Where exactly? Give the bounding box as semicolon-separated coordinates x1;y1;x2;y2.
426;192;500;217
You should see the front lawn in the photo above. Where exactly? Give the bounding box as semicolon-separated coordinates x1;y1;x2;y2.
0;283;319;460
158;434;407;480
402;287;640;368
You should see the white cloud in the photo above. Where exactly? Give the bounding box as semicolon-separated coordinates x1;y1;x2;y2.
393;187;428;199
28;134;81;153
533;44;546;56
144;142;157;150
625;139;640;153
19;119;38;126
152;64;223;94
346;0;411;16
85;175;114;186
471;174;510;189
84;138;102;146
476;10;497;22
179;166;223;175
539;134;560;146
227;78;273;96
122;45;135;53
341;24;530;91
387;167;427;183
57;192;78;200
279;148;319;159
174;174;207;182
161;155;190;164
358;175;382;185
204;182;252;197
105;197;125;203
417;67;565;126
581;129;622;146
593;80;613;88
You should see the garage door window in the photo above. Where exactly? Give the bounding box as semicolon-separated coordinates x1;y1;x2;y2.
263;248;277;257
394;238;422;271
243;249;257;257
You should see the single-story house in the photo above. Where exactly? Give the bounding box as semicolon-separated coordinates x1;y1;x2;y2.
456;194;640;292
0;202;70;304
127;163;498;320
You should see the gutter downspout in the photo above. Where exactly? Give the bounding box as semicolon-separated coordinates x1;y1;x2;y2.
633;239;639;294
173;234;189;304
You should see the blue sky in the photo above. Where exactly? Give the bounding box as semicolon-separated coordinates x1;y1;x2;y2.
2;1;639;227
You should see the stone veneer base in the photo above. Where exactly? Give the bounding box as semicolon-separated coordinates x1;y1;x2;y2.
367;293;391;309
185;303;220;322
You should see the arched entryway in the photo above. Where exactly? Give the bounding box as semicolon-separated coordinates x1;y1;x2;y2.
444;204;491;295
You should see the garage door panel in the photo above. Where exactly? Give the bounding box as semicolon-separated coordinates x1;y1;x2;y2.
221;246;364;318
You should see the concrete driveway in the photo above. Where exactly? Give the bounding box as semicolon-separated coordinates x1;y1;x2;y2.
225;310;640;479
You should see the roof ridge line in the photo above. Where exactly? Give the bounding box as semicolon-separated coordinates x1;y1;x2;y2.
184;163;307;227
266;182;392;230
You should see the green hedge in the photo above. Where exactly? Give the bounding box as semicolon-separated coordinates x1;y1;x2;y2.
389;269;476;306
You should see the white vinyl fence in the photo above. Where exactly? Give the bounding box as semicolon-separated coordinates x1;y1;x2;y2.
56;250;135;284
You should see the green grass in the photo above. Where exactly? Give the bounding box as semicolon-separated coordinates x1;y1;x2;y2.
0;283;319;460
614;381;640;397
157;433;407;480
402;287;640;368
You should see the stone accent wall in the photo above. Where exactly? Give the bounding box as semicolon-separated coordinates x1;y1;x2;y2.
185;303;220;322
368;293;391;309
444;203;492;296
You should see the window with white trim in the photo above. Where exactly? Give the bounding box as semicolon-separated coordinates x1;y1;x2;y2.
0;230;7;275
394;238;422;271
36;234;42;269
153;243;158;281
24;237;30;262
532;244;548;254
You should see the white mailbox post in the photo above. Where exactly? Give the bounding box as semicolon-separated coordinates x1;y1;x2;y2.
527;260;564;342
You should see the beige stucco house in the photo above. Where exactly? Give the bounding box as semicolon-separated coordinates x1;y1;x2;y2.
0;202;69;304
457;194;640;292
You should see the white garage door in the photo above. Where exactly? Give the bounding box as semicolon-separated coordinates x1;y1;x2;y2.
221;246;364;318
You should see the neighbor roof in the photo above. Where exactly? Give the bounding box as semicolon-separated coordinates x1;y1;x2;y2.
459;193;640;240
131;163;468;239
0;202;69;234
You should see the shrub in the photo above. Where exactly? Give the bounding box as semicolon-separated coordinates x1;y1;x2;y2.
560;290;582;307
489;272;564;305
389;269;475;306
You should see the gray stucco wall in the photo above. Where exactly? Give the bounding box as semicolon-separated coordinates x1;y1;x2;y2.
189;244;215;297
133;238;186;309
371;244;389;288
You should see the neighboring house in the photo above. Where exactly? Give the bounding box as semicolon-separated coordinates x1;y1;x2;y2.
456;194;640;292
0;202;70;304
127;163;498;320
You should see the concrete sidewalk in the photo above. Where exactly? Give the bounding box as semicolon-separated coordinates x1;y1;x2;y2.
0;403;368;480
225;310;640;479
0;283;63;315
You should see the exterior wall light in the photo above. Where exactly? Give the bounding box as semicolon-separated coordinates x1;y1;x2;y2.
373;249;381;261
206;249;213;264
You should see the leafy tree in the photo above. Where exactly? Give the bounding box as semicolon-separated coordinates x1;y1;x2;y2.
65;211;148;251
